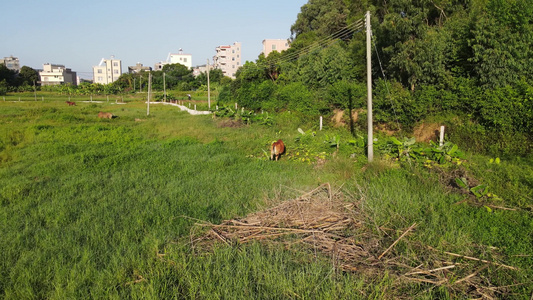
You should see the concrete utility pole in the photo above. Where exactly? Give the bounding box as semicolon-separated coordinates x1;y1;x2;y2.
366;11;374;162
207;59;211;109
147;72;152;116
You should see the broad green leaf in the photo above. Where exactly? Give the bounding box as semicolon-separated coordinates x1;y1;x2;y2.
455;177;468;189
390;137;402;146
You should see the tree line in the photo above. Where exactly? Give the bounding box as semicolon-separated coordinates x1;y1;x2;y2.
218;0;533;157
2;0;532;156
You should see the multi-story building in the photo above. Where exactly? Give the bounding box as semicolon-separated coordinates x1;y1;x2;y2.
0;56;20;71
262;39;290;57
213;42;241;79
93;57;122;84
128;63;152;74
155;49;193;70
169;48;192;69
39;63;77;86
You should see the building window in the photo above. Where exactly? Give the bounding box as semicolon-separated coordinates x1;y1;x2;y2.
272;45;277;50
113;62;118;67
237;62;239;65
184;58;187;62
98;76;103;81
232;50;235;54
114;70;119;74
232;57;235;61
98;69;102;74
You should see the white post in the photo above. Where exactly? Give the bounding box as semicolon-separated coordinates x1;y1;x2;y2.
320;116;323;131
439;126;445;146
194;104;197;110
235;103;238;110
366;11;374;162
42;96;44;101
147;72;152;116
163;72;166;102
19;97;21;102
90;95;93;102
207;59;211;109
3;96;5;101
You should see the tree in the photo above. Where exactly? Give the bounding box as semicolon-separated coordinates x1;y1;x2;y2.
17;66;39;87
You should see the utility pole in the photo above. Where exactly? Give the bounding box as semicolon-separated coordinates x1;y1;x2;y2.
366;11;374;162
139;76;142;93
147;72;151;115
133;78;136;91
207;59;211;109
163;72;166;102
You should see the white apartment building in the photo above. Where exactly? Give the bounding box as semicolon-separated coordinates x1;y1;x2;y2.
262;39;290;57
155;49;193;70
169;48;192;69
1;56;20;71
213;42;241;79
39;63;77;86
93;57;122;84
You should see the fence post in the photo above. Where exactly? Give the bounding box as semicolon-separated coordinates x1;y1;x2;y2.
320;116;323;130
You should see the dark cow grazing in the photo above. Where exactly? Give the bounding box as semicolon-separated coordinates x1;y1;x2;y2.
98;111;114;119
270;139;285;161
66;101;76;106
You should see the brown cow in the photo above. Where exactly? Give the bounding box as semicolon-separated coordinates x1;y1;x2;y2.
270;139;285;161
98;111;114;119
66;101;76;106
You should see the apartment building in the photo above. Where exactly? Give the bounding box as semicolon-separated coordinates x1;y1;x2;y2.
39;63;77;86
0;56;20;71
213;42;241;79
93;57;122;84
262;39;290;57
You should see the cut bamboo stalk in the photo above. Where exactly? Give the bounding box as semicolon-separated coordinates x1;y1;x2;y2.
378;223;417;260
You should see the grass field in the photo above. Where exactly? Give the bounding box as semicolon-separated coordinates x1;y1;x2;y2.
1;96;532;299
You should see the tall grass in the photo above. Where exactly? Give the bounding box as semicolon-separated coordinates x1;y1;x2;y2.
1;98;532;299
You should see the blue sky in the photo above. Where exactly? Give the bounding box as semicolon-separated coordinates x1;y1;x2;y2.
1;0;308;78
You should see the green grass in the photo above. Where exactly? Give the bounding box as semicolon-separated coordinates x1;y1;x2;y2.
1;97;532;299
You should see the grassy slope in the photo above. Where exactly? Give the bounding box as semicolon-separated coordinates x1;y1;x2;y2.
0;99;532;299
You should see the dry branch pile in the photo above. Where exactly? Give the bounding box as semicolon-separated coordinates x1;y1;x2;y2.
189;183;522;299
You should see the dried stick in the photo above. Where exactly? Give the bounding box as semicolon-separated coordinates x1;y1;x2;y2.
427;246;519;271
199;223;324;234
378;223;417;260
454;264;490;285
211;229;230;246
405;265;456;276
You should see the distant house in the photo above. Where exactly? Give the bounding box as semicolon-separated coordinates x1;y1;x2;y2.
93;57;122;84
0;56;20;71
128;63;152;74
192;64;214;77
262;39;290;57
155;48;193;70
39;63;77;86
213;42;241;79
